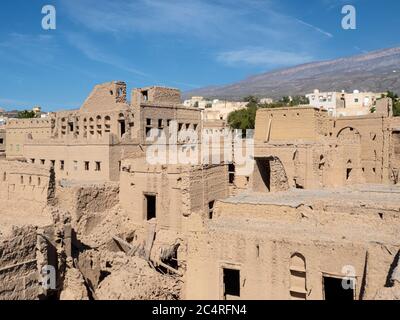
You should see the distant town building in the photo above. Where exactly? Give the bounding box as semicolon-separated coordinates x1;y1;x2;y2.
260;98;274;104
306;89;383;117
183;96;247;121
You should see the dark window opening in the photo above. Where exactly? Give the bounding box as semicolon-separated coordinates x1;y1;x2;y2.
228;164;236;184
158;119;163;128
40;159;45;165
50;160;55;168
84;161;90;171
145;194;156;220
142;90;149;101
323;276;354;301
208;200;215;219
0;138;3;144
119;120;126;138
223;268;240;299
346;168;352;180
31;158;35;164
146;127;152;137
95;161;101;171
68;122;74;132
60;160;64;171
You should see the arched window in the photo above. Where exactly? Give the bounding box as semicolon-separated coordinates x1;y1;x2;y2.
290;253;307;300
104;116;111;133
96;115;102;136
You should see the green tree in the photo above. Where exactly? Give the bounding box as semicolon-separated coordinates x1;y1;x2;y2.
243;96;259;104
17;110;37;119
228;103;257;130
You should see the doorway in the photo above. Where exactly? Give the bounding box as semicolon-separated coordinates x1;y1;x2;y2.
145;194;156;220
323;276;354;301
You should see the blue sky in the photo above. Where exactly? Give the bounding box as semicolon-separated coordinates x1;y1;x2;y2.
0;0;399;111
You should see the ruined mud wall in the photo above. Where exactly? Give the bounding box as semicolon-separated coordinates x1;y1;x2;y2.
80;81;129;113
0;160;54;205
120;159;229;230
185;194;400;300
0;227;41;300
56;182;119;225
0;222;64;301
188;165;229;216
132;87;181;106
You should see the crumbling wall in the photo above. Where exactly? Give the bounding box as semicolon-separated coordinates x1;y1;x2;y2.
80;81;129;113
0;226;41;300
132;86;181;106
252;157;289;193
56;182;119;226
188;165;229;217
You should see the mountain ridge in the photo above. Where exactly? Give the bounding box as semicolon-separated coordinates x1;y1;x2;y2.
184;47;400;100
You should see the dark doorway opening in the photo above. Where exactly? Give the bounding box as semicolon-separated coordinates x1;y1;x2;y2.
323;276;354;301
256;158;271;191
119;120;126;138
145;194;156;220
223;268;240;300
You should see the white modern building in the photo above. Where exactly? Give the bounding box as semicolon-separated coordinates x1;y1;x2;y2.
306;89;383;117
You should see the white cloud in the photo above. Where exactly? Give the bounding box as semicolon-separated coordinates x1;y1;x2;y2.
61;0;321;44
0;33;58;67
295;19;333;38
217;47;314;67
65;32;150;78
60;0;331;69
